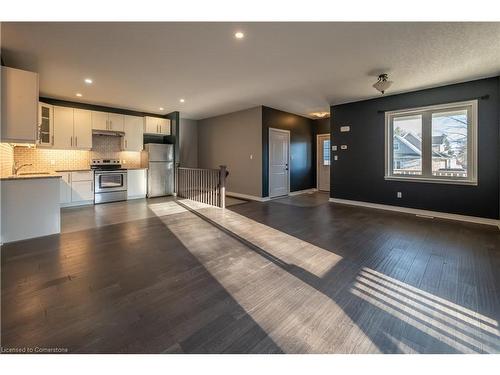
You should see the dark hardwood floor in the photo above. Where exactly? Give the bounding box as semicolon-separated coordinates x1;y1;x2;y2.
2;193;499;353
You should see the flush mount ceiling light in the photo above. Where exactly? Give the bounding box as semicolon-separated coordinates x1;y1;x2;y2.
179;98;185;103
84;78;93;84
76;93;83;97
372;74;393;94
311;112;330;118
234;31;245;39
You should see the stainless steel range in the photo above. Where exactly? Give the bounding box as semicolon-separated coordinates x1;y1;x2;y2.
91;159;127;204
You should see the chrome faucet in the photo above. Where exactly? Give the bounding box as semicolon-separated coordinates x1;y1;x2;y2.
12;163;33;175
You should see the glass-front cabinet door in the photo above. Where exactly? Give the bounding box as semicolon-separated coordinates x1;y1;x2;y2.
38;102;54;146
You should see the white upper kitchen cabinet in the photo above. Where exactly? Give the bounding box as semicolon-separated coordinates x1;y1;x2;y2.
53;106;74;149
1;66;39;143
92;111;124;132
159;118;171;135
144;116;170;135
92;111;109;130
108;113;124;132
73;109;92;149
123;115;144;151
37;102;54;147
53;106;92;150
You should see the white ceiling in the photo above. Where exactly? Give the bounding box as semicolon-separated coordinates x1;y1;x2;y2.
2;22;500;120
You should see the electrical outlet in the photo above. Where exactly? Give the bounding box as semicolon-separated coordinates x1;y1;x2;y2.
250;154;253;160
334;155;338;161
340;145;348;150
397;192;402;198
340;126;350;132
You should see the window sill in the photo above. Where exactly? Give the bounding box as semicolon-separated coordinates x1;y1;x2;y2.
384;175;477;186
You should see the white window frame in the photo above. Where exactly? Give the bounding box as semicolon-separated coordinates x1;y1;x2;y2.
385;100;478;185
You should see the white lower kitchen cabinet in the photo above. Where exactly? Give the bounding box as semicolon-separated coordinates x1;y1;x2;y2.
59;172;72;204
127;169;147;199
60;171;94;207
1;177;61;243
72;180;94;202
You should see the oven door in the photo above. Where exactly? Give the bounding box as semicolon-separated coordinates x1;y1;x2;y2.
94;171;127;193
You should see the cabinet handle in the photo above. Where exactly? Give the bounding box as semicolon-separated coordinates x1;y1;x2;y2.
52;135;54;145
91;181;93;192
75;136;78;147
125;140;128;148
70;136;73;147
110;120;112;130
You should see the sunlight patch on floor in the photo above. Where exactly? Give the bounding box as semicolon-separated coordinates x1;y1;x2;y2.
150;200;366;353
177;199;343;279
351;268;500;353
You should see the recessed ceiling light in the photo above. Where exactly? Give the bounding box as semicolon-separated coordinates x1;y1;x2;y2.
179;98;185;103
159;107;164;111
76;93;83;97
84;78;93;84
234;31;244;39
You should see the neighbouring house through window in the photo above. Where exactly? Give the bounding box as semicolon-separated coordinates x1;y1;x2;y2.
385;100;477;185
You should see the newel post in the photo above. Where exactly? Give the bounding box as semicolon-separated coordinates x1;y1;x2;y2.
219;165;227;209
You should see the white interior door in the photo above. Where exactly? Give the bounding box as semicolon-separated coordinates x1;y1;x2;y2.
317;134;331;191
269;128;290;198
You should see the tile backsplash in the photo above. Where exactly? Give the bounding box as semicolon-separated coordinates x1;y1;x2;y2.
5;135;141;175
0;143;14;177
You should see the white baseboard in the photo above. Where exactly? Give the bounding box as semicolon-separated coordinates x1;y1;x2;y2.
329;198;500;229
60;200;94;208
127;195;146;200
226;191;270;202
227;189;318;202
288;188;318;196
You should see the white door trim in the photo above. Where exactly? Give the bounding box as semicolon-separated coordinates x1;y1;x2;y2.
316;133;330;191
268;127;290;198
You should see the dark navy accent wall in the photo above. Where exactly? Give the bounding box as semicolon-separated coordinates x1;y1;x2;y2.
262;106;315;197
314;118;330;135
331;76;500;219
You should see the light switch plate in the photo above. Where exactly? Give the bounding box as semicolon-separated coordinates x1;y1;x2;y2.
334;155;338;161
340;126;350;132
332;145;337;151
341;145;348;150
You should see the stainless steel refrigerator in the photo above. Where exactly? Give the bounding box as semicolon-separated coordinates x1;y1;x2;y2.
143;143;174;197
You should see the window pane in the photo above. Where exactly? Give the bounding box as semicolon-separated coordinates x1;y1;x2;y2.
392;115;422;175
323;139;330;166
431;109;468;178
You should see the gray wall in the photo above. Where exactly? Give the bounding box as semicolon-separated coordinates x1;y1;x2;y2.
198;107;262;197
179;118;198;168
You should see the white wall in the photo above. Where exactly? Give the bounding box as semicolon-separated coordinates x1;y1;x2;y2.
198;107;262;197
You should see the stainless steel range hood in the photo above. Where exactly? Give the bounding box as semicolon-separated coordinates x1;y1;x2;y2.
92;129;125;137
